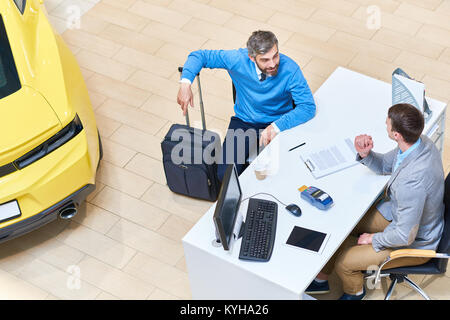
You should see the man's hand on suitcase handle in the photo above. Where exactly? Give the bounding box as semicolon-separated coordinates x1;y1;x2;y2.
177;82;194;116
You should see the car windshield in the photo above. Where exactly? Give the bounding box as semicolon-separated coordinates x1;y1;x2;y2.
0;14;21;99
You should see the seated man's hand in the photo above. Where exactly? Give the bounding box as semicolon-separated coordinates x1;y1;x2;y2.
260;124;278;147
177;83;194;116
354;134;373;158
358;233;374;245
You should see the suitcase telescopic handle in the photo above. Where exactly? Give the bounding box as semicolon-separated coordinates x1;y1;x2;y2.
178;67;207;131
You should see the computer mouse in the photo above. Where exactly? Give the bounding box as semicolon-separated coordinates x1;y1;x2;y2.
286;204;302;217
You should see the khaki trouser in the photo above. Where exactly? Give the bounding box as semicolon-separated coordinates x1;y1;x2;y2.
321;205;430;295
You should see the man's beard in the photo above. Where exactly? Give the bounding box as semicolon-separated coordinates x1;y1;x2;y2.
257;61;279;76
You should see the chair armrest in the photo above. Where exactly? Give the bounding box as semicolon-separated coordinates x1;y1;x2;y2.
389;249;437;260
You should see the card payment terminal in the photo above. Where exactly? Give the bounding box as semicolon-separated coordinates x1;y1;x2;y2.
298;185;334;210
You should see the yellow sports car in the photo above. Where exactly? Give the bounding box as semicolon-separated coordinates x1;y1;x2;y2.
0;0;101;243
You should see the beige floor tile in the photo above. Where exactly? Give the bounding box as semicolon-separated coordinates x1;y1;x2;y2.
97;161;152;198
351;6;423;36
154;43;193;67
407;0;443;10
128;1;192;29
141;21;208;52
99;138;137;167
95;291;120;299
76;13;110;35
280;46;313;69
127;70;180;101
249;0;316;19
157;215;195;242
109;125;163;161
303;57;340;80
176;255;188;273
372;28;444;60
87;2;149;31
141;93;209;126
94;114;122;138
91;187;170;231
78;256;155;299
395;51;450;83
310;9;377;40
125;153;167;185
298;0;359;16
209;0;274;22
99;24;164;56
285;33;356;66
394;3;450;31
268;12;336;42
222;15;293;46
422;76;450;102
348;54;402;83
168;0;233;25
101;0;136;9
140;182;211;223
56;222;137;269
87;73;152;108
440;48;450;65
6;231;85;273
0;245;37;277
88;90;108;110
62;29;122;58
96;99;167;136
346;0;400;13
75;49;136;82
73;202;120;235
328;31;401;63
147;288;180;300
436;0;450;14
124;252;191;299
107;219;184;265
417;25;450;48
182;18;249;48
113;47;177;79
16;258;101;300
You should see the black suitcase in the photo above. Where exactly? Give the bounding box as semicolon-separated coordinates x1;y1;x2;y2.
161;68;221;201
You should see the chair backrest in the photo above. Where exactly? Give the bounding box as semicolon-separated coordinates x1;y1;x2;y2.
436;172;450;272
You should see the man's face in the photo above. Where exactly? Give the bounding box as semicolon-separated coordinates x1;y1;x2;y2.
251;44;280;76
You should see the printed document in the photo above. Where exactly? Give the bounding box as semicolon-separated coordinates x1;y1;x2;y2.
299;138;358;179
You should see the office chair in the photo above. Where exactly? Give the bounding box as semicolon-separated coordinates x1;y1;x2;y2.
368;173;450;300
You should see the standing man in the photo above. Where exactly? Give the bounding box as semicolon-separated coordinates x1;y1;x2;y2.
306;103;445;300
176;30;316;181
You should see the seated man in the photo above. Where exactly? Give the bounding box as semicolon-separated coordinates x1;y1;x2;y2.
306;103;445;300
176;30;316;182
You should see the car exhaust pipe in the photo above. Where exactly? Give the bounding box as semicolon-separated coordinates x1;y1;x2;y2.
59;202;78;220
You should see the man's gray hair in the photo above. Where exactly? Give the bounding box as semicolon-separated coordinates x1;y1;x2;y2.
247;30;278;58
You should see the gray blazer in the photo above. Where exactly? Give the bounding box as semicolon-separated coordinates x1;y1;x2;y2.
359;135;445;252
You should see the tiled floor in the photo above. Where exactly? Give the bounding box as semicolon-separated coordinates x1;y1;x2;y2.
1;0;450;300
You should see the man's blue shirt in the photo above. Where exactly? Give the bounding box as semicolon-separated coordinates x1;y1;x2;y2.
181;48;316;131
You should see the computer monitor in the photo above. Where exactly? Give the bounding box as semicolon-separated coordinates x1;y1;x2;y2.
213;164;242;251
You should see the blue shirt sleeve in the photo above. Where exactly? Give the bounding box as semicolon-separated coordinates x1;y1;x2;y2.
181;49;241;82
273;68;316;131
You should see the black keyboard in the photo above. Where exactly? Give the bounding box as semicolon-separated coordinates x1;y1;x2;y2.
239;198;277;262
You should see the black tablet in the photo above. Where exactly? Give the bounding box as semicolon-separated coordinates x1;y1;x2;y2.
285;226;330;254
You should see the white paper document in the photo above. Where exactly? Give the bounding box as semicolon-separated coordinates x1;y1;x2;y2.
299;138;358;179
392;73;425;112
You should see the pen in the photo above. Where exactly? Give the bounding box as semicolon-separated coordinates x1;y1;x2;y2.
289;142;306;152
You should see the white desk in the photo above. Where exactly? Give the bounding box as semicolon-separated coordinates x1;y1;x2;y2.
182;67;447;300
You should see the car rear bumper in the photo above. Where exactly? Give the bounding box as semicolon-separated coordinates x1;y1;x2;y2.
0;183;95;244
